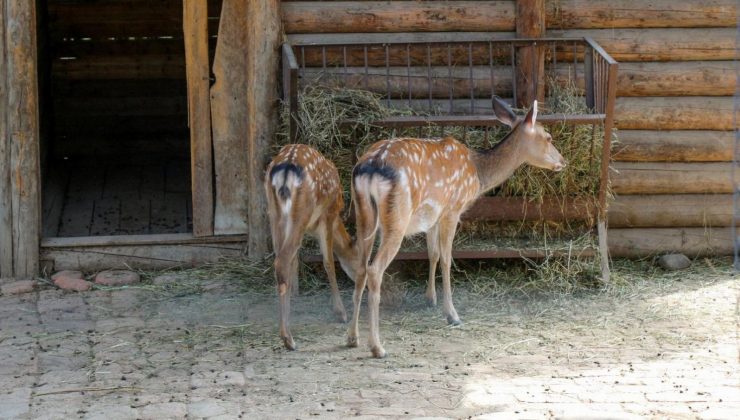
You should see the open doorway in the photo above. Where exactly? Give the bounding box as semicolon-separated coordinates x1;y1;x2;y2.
40;0;192;238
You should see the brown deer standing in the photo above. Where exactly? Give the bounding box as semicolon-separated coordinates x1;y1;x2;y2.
265;144;358;350
348;97;567;358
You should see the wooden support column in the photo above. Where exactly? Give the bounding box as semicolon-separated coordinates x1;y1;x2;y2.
211;0;249;235
0;0;12;277
1;0;41;278
183;0;214;237
246;0;281;259
515;0;545;108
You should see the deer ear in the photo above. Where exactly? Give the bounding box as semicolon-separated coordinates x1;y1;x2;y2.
492;96;517;127
524;100;538;129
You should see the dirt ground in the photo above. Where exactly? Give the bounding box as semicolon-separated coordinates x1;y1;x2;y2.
0;258;738;419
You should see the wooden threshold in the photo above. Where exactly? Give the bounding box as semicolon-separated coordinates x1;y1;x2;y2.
42;233;248;248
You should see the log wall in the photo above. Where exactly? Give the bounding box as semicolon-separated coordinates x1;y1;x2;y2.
282;0;738;257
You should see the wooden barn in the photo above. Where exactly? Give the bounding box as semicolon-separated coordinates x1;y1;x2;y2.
0;0;736;280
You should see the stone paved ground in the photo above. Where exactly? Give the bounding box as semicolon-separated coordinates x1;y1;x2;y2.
0;259;738;419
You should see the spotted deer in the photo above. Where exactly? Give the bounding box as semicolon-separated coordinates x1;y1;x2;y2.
347;97;567;358
265;144;358;350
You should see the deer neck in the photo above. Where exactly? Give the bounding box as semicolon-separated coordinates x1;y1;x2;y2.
472;128;528;194
331;219;358;280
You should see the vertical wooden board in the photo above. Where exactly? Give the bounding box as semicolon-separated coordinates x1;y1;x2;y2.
0;0;13;276
515;0;545;107
246;0;282;258
151;192;189;234
183;0;214;237
90;198;121;236
210;0;249;235
7;0;41;277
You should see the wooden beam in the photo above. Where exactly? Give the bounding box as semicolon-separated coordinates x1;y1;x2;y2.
0;0;12;277
183;0;214;236
5;0;41;278
608;227;735;257
608;194;732;228
613;130;733;162
615;97;734;131
210;0;249;235
246;0;281;259
462;196;597;222
282;1;516;34
515;0;545;107
612;162;733;195
547;0;736;29
616;62;735;97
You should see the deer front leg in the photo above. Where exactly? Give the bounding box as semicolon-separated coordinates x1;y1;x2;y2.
425;223;440;307
438;213;461;326
317;220;347;323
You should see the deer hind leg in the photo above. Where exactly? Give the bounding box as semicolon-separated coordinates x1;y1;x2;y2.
273;214;309;351
317;219;347;323
366;225;406;359
347;189;375;348
438;213;462;326
425;223;440;307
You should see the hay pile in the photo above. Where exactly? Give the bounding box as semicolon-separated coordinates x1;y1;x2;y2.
276;79;609;252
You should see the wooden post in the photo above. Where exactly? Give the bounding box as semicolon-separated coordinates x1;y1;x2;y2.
3;0;41;278
515;0;545;108
183;0;214;237
246;0;281;259
210;0;249;235
0;0;12;277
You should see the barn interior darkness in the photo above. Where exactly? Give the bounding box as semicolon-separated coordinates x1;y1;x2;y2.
39;0;209;238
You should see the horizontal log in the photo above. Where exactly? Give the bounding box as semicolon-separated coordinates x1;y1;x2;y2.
547;0;736;29
615;97;733;131
465;196;597;222
52;55;186;79
611;162;733;195
613;130;733;162
283;1;516;34
616;62;735;97
608;194;732;228
551;28;736;62
608;227;735;257
283;1;735;33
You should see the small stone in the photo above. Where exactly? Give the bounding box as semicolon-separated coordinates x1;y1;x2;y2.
1;280;37;295
95;270;140;286
152;274;180;286
54;277;93;292
51;270;83;282
657;253;691;271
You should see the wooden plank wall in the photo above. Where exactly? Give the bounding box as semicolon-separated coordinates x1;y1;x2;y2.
281;0;738;257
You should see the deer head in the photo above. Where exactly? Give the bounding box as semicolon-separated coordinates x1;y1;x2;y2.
492;96;567;172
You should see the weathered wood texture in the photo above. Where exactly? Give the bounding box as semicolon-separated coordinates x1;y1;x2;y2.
616;62;735;97
613;131;733;162
246;0;281;259
515;0;545;107
3;0;41;278
0;0;11;277
183;0;214;237
615;97;733;131
282;1;735;33
462;196;596;223
612;163;733;195
608;194;732;228
608;227;735;257
551;28;736;62
283;1;516;33
210;0;249;235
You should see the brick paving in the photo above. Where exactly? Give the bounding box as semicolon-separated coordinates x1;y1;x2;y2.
0;266;737;419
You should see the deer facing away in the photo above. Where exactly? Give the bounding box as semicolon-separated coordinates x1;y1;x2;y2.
348;97;567;358
265;144;358;350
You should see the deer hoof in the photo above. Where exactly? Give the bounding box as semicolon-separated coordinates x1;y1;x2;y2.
371;346;387;359
334;309;348;323
425;295;437;307
346;335;359;348
446;315;462;326
282;335;297;351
